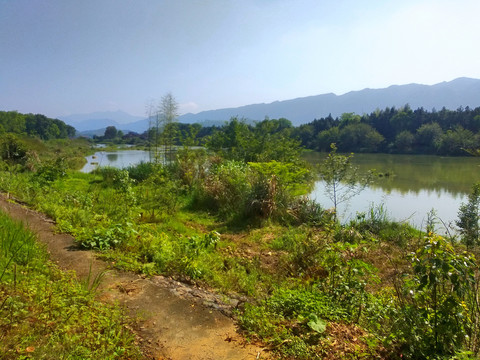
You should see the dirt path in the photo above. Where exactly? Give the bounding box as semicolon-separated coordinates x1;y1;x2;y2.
0;194;267;360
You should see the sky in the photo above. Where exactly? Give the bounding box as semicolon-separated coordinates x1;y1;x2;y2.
1;0;480;119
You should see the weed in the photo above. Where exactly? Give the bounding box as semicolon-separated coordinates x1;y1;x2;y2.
0;212;142;359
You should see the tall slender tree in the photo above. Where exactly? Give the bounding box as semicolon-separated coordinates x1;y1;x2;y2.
145;98;159;161
158;92;179;163
146;93;179;164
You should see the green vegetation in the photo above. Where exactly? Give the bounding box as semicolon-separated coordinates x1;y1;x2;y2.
0;133;92;173
457;183;480;248
0;111;76;139
95;105;480;157
295;105;480;156
318;143;372;218
3;112;480;359
0;211;142;359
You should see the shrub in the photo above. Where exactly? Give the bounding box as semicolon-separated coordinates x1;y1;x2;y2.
350;204;419;246
457;183;480;248
247;161;312;221
0;134;28;166
287;197;325;226
389;234;478;358
125;161;158;182
33;157;67;184
139;167;181;219
174;147;209;187
200;160;251;217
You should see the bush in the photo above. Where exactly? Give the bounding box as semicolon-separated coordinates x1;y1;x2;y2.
288;197;325;226
125;161;158;182
0;134;28;166
247;161;312;221
350;204;419;246
389;234;478;358
139;167;181;219
457;183;480;248
173;147;209;187
199;160;251;217
33;157;67;184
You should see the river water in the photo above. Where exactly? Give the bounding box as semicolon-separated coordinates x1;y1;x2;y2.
80;150;152;173
305;152;480;232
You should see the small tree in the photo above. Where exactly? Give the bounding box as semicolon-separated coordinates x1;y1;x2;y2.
457;183;480;248
159;92;179;163
146;93;179;164
104;126;118;140
0;134;27;166
319;143;370;220
145;98;159;160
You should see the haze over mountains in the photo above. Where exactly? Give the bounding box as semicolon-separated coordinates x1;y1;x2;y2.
60;77;480;135
60;110;144;133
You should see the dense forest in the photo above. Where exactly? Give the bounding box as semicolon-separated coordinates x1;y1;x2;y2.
0;111;76;140
294;105;480;155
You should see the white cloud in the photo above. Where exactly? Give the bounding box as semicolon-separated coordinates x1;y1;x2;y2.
179;102;200;114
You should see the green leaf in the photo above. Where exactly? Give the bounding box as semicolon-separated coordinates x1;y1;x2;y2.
307;314;327;334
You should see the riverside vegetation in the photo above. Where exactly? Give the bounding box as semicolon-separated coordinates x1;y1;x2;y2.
2;114;480;359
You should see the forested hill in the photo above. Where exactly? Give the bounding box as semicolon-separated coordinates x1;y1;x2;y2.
179;77;480;126
294;105;480;155
0;111;76;140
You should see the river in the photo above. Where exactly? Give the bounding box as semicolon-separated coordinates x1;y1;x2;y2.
80;150;152;173
305;152;480;232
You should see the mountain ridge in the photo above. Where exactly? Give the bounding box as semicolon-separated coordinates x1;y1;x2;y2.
69;77;480;134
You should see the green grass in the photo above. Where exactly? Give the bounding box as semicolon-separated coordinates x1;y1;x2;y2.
0;211;143;359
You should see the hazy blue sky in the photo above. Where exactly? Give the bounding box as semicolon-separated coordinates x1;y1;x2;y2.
1;0;479;118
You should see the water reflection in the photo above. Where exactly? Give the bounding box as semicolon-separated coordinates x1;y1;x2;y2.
305;152;480;230
106;153;118;162
305;152;480;196
81;150;152;173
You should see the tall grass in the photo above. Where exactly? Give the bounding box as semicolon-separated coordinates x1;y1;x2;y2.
0;211;37;281
0;211;142;359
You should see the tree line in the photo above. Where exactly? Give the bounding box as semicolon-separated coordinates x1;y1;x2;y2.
134;104;480;157
0;111;76;140
6;102;478;157
294;105;480;155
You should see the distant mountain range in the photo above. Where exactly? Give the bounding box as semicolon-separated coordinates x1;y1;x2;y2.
59;110;144;132
60;77;480;135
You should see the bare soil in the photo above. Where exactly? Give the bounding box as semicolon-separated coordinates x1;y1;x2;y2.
0;194;268;360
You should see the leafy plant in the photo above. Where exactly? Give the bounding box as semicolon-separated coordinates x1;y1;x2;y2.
33;156;67;184
0;134;28;166
390;233;477;358
457;183;480;248
319;143;372;220
78;222;138;250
